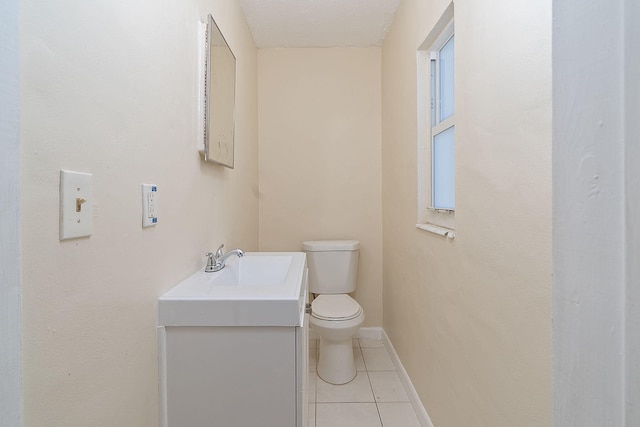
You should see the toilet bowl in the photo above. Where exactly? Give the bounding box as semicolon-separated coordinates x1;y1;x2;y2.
310;294;365;384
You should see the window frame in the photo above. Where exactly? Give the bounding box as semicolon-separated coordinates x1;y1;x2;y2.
430;29;455;211
416;3;455;237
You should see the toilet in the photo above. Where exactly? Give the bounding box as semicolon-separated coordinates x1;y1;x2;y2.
303;240;365;385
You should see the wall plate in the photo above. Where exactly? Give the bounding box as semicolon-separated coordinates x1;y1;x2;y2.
59;170;93;240
142;184;158;227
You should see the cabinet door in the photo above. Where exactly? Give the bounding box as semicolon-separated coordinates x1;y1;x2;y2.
165;326;297;427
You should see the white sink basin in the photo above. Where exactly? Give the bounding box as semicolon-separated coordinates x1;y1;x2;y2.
159;252;307;327
208;255;294;287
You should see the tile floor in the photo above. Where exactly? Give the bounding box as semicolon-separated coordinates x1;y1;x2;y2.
308;338;421;427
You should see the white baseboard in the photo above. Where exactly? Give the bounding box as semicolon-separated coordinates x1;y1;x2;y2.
309;326;383;342
356;326;383;341
380;329;434;427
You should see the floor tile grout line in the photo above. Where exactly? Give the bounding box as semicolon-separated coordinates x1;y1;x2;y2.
360;343;385;427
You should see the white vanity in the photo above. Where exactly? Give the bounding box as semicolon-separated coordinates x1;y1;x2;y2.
158;252;308;427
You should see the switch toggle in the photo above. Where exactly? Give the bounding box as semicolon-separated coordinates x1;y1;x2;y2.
76;197;87;212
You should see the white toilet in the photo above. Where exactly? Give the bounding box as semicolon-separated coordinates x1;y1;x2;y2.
303;240;365;385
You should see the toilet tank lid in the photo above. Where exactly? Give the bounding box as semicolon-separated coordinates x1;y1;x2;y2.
302;240;360;251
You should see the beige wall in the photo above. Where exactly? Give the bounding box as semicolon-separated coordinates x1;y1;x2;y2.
257;48;383;326
20;0;257;425
381;0;552;426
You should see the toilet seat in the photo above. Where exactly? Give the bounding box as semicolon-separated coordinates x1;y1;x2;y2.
311;294;362;321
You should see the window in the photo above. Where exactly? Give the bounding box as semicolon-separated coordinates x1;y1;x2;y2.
430;31;455;210
417;3;455;237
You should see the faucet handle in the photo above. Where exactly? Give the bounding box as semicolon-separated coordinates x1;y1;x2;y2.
205;252;216;272
214;244;224;258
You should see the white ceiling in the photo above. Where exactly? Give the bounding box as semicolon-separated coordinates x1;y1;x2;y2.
239;0;403;48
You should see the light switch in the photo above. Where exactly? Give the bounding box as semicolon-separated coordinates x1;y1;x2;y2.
142;184;158;227
60;170;93;240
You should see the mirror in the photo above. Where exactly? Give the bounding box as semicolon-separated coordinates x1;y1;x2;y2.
203;14;236;168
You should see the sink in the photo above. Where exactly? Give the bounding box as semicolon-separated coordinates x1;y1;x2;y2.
159;252;307;327
208;255;293;286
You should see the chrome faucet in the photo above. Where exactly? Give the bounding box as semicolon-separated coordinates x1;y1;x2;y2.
205;244;244;272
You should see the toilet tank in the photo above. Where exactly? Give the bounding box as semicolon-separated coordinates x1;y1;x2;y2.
302;240;359;294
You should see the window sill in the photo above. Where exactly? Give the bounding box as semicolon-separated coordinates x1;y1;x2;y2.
427;207;454;214
416;223;456;239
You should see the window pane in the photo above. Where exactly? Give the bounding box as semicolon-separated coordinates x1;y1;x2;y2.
433;126;455;209
439;35;454;121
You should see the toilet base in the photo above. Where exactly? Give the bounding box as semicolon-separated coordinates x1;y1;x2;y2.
317;337;357;385
311;311;365;385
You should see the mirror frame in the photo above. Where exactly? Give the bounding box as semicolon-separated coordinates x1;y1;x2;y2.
203;13;236;168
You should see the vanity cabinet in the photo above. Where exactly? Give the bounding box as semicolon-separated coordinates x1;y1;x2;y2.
160;320;308;426
157;252;308;427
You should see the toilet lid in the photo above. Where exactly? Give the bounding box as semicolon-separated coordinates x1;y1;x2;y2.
311;295;362;321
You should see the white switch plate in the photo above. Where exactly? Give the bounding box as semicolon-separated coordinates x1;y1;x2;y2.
59;170;93;240
142;184;158;227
